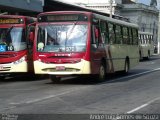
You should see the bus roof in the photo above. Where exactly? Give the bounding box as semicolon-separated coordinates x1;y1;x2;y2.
37;11;138;28
138;31;153;35
93;13;138;28
0;14;35;19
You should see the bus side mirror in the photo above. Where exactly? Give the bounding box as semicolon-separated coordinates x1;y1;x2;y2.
95;27;101;45
27;22;36;42
95;28;99;39
29;32;34;42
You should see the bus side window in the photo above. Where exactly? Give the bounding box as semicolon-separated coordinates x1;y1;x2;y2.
144;35;146;44
105;23;109;44
100;21;109;44
141;35;143;44
122;27;129;44
132;28;138;45
115;25;122;44
149;35;151;44
108;23;116;44
95;27;99;39
92;25;101;47
128;28;133;45
140;35;142;44
95;26;102;45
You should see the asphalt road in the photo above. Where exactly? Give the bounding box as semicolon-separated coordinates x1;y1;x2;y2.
0;55;160;120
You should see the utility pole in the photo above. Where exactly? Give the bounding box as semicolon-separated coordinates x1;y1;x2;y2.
110;0;113;18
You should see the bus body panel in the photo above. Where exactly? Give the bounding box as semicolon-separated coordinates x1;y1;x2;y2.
127;45;139;68
104;44;139;73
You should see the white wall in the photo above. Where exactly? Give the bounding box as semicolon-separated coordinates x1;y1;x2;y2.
58;0;122;4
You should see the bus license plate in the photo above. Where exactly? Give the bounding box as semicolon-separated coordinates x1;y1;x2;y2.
56;66;65;71
0;66;4;70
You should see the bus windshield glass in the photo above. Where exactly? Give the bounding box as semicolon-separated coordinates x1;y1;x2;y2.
0;27;26;52
37;24;88;52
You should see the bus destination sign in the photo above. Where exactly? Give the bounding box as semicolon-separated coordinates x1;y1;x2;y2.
38;14;88;22
0;18;22;24
47;15;78;21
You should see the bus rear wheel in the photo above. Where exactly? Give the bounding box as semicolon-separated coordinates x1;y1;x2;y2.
98;63;106;82
50;75;61;83
124;60;129;74
146;51;150;60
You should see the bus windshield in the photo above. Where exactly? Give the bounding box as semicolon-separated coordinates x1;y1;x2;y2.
37;24;88;52
0;27;27;52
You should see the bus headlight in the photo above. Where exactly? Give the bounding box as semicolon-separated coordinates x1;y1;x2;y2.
13;56;26;65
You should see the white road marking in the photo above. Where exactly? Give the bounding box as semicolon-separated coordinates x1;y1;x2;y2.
0;106;16;111
127;104;148;114
127;97;160;114
150;62;155;64
10;90;75;105
105;67;160;83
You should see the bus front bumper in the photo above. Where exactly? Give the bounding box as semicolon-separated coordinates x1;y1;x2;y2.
0;61;28;73
34;59;91;75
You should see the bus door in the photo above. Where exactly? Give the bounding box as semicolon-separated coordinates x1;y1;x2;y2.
91;23;105;74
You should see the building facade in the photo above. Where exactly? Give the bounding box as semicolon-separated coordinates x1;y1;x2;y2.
121;2;159;45
0;0;43;16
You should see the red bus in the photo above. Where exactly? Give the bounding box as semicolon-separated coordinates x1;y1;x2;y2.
31;11;139;82
0;15;35;78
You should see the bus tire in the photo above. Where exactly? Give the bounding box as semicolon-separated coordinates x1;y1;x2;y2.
124;60;129;74
139;51;143;61
147;51;150;60
50;75;61;83
98;62;106;82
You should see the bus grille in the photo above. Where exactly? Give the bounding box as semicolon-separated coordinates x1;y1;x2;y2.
0;67;11;71
0;54;16;58
42;68;80;72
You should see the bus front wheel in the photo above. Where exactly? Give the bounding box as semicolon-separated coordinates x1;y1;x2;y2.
50;75;61;83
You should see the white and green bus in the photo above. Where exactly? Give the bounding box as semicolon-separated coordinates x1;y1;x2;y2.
139;31;154;60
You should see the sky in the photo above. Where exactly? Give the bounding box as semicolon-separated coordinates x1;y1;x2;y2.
138;0;150;5
138;0;160;8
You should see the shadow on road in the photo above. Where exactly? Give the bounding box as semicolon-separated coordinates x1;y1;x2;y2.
1;67;158;85
0;73;48;83
140;55;160;62
98;68;160;85
45;68;152;85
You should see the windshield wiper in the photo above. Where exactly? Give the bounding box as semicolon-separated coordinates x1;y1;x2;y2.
7;26;14;35
65;21;78;51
